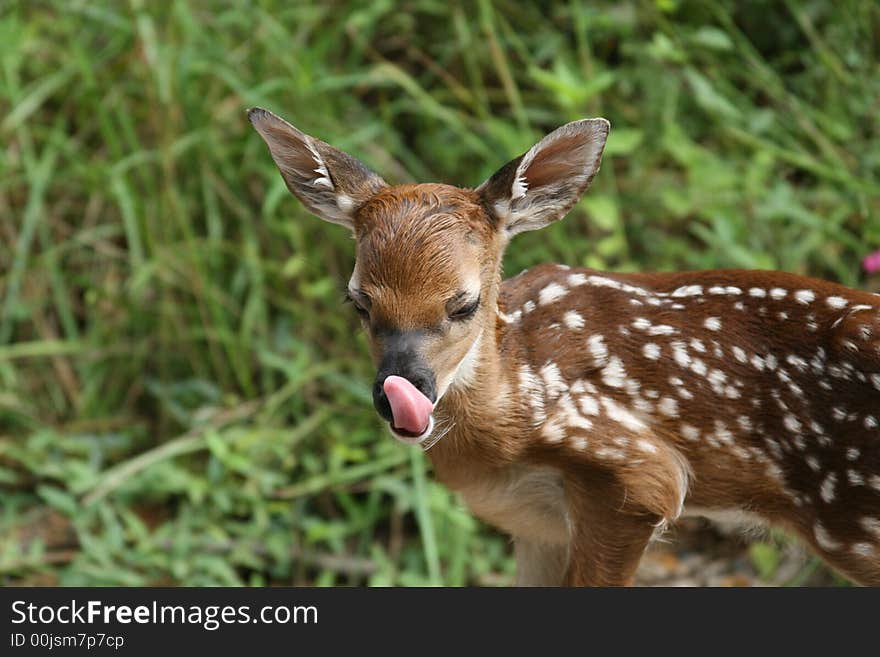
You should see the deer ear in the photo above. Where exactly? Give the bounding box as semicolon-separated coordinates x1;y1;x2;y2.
248;108;387;229
477;118;610;237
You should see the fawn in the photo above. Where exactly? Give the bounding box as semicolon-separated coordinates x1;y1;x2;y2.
249;107;880;586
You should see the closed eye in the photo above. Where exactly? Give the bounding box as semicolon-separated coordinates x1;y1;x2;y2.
448;297;480;321
344;290;370;318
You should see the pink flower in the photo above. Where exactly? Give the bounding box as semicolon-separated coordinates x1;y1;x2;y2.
864;250;880;274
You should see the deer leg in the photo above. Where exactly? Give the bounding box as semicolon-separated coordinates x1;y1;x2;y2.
801;535;880;586
562;476;658;587
513;538;569;586
816;550;880;587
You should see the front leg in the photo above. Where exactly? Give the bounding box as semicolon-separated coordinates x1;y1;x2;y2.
563;475;658;586
513;538;568;586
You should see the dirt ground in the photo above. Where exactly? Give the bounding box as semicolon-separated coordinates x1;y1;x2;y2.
634;517;839;587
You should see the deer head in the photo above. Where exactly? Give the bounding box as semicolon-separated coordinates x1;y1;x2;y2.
248;108;609;444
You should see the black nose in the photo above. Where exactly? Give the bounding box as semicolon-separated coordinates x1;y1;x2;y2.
373;370;437;423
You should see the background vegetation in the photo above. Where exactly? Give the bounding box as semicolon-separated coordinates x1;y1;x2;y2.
1;0;878;586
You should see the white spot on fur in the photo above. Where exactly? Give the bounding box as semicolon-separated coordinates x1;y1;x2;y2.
658;396;679;417
820;472;838;503
671;285;703;297
648;324;676;336
539;283;568;305
558;394;593;431
848;469;864;486
852;543;876;558
636;439;657;454
587;334;608;366
563;310;585;330
601;356;627;388
826;296;848;309
540;362;567;400
704;317;722;331
541;416;566;442
601;397;646;432
518;364;546;426
671;341;691;368
814;522;842;551
497;308;521;324
632;396;654;413
794;290;815;305
749;288;766;298
783;414;801;434
578;395;600;417
596;447;626;461
707;368;726;387
643;343;661;360
770;288;787;300
860;517;880;538
624;378;641;397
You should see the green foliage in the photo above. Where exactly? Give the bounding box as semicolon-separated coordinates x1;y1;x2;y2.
1;0;877;585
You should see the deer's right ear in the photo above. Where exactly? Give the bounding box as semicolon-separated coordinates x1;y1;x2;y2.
477;118;610;238
248;108;387;230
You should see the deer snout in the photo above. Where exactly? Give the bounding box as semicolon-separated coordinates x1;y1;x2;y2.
373;368;437;423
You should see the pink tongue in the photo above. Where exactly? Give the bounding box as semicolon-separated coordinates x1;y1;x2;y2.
383;375;433;435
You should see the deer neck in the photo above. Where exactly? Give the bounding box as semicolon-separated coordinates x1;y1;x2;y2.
426;288;525;483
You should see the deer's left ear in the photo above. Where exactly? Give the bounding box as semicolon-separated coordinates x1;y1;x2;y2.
477;118;610;237
248;107;387;230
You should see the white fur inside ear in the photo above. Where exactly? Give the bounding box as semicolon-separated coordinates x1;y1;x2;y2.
510;140;540;201
305;138;333;189
511;171;529;200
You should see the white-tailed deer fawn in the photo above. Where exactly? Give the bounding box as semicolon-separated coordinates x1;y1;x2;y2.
250;107;880;586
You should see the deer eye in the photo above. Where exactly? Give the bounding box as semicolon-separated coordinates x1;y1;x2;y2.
345;291;371;319
448;297;480;321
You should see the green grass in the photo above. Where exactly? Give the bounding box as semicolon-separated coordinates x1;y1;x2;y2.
1;0;878;586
